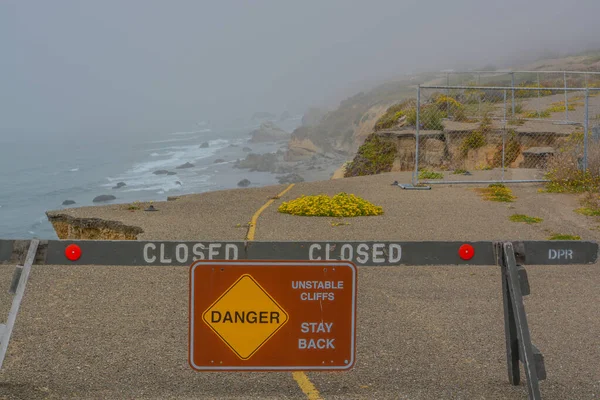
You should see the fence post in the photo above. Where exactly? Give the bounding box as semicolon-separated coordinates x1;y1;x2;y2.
447;73;450;119
478;73;481;116
536;73;541;118
511;73;515;118
413;86;421;186
584;88;589;173
564;71;569;123
503;90;507;182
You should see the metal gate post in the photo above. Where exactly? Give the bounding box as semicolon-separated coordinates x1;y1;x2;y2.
564;71;569;123
511;72;516;118
413;86;421;186
502;90;507;181
584;88;589;172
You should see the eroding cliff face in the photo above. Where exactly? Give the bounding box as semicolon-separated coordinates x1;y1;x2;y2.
47;214;143;240
350;104;390;152
285;135;321;161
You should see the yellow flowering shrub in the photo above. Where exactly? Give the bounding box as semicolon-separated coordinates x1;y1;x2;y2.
433;94;463;111
278;193;383;217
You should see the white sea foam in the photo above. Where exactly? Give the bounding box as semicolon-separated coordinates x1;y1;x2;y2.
103;138;228;193
170;129;211;135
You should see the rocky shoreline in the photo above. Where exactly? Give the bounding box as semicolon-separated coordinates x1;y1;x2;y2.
49;120;352;239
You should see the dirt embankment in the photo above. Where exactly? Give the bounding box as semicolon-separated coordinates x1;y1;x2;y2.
46;213;143;240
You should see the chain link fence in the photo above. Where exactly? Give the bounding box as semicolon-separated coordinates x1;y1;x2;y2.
587;89;600;178
409;85;599;185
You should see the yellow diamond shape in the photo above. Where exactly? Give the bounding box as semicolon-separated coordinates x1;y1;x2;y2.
203;274;289;360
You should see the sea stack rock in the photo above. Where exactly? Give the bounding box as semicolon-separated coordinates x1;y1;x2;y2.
237;179;251;187
248;121;290;143
92;195;116;203
176;162;194;169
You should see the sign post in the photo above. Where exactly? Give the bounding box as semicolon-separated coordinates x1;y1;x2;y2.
188;260;357;371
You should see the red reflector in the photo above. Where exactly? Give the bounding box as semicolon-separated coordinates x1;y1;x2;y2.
65;244;82;261
459;244;474;260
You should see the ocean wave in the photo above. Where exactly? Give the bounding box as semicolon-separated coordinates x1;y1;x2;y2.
117;175;209;193
103;136;230;193
150;137;199;144
44;185;91;197
69;167;80;172
30;215;48;229
208;138;229;146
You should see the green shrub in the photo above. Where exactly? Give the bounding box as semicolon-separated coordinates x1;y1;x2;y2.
418;169;444;179
524;110;551;119
422;106;444;130
492;130;521;167
515;82;553;98
513;101;524;114
406;107;417;126
548;233;581;240
344;133;397;177
453;168;469;175
374;109;404;131
508;118;525;126
477;183;516;202
509;214;543;224
576;191;600;216
405;105;444;130
547;102;576;113
460;115;491;158
452;106;471;122
575;207;600;216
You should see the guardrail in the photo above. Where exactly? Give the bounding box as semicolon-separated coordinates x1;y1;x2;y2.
0;239;598;400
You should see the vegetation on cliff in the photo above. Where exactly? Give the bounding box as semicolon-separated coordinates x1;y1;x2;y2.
460;114;491;157
291;76;430;153
373;99;416;131
492;129;521;167
343;133;397;177
545;130;600;193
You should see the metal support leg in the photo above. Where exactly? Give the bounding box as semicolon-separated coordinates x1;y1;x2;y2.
498;242;520;385
501;242;543;400
0;239;39;370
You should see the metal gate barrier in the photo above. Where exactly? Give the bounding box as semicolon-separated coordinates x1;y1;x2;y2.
0;239;598;400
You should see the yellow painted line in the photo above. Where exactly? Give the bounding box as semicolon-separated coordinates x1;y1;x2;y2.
292;371;324;400
246;183;295;241
245;183;323;400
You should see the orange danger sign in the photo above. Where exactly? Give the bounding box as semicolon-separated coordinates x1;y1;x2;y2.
189;260;357;371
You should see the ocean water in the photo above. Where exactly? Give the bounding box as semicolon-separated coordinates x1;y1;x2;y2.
0;118;302;239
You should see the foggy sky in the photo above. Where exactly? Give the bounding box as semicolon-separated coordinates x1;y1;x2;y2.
2;0;600;138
